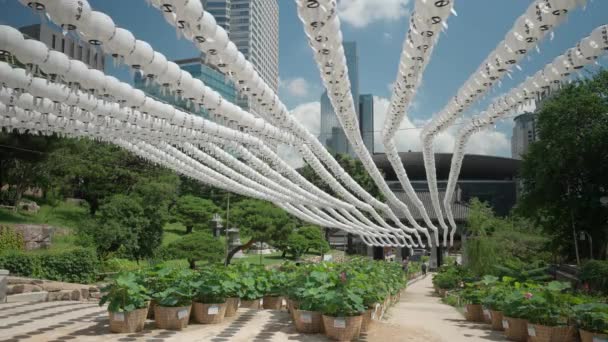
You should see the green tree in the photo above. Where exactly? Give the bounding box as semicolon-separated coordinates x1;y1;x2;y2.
163;232;225;269
277;226;330;260
172;195;220;234
227;199;296;264
518;70;608;261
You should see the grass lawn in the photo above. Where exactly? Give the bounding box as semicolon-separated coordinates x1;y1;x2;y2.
0;201;89;230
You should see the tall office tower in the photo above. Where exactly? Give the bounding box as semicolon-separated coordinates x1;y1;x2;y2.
359;94;374;154
320;42;361;156
19;24;105;71
203;0;231;31
511;112;537;159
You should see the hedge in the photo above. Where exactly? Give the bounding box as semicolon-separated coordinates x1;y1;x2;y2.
580;260;608;294
0;247;99;284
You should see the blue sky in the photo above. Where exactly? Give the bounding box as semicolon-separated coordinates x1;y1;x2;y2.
1;0;607;158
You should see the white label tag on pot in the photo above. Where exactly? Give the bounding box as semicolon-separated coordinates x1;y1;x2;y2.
177;309;189;319
300;312;312;324
208;305;219;315
593;338;608;342
463;306;468;313
237;299;241;308
502;319;509;329
113;312;125;322
528;326;536;337
483;309;491;318
334;318;346;328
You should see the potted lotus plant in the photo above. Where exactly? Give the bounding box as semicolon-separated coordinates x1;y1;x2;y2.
291;263;331;334
320;268;366;341
461;285;485;322
223;266;242;317
502;288;536;342
192;266;232;324
152;269;196;330
482;282;510;331
100;272;150;334
523;282;575;342
262;268;287;310
572;303;608;342
237;264;265;309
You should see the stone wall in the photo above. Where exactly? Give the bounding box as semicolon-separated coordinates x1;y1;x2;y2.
11;224;56;250
6;276;100;303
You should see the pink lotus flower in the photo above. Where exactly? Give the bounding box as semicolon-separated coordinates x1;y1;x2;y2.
524;292;533;299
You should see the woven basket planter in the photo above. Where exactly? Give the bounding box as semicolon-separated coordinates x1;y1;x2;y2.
464;304;484;322
580;329;608;342
438;288;448;297
239;298;261;309
262;296;283;310
527;324;576;342
108;307;148;333
322;315;362;341
360;308;374;332
225;297;239;318
293;309;323;334
482;307;492;324
154;305;191;330
287;299;299;320
192;302;227;324
490;310;504;331
503;317;528;342
147;300;156;319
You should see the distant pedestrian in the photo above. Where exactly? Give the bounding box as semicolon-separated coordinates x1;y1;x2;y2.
421;262;427;276
402;258;409;273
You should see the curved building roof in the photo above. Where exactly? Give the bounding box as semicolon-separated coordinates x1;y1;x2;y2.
372;152;521;181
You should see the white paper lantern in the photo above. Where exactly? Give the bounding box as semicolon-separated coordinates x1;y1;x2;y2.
64;60;89;86
105;28;136;58
13;38;49;68
79;68;105;93
80;11;116;46
124;40;154;69
143;52;168;79
156;61;182;87
0;25;25;56
192;11;217;45
578;37;600;60
46;0;92;31
590;25;608;50
18;0;48;11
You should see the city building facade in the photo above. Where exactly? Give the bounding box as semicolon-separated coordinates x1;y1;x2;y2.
359;94;374;153
19;24;105;70
511;112;537;160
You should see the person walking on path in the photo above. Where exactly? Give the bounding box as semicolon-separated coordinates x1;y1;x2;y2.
421;262;427;276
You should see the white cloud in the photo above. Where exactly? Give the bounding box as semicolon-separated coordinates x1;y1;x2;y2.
338;0;412;28
277;101;321;167
280;77;310;98
373;96;510;156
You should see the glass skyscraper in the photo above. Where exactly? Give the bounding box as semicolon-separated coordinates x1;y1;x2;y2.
320;41;374;156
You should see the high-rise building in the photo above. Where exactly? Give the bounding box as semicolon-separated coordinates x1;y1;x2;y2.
203;1;231;31
19;24;105;71
511;112;537;159
320;42;375;156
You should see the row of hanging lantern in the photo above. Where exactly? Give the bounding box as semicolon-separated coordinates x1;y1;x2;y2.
140;0;412;233
295;0;434;245
380;0;455;246
443;24;608;241
418;0;584;242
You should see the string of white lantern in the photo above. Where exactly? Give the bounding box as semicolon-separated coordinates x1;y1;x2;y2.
443;24;607;243
139;0;411;232
295;0;434;245
419;0;583;241
380;0;454;246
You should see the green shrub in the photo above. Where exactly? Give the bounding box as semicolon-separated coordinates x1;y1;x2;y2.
0;247;98;283
0;225;24;251
573;303;608;334
580;260;608;295
101;258;141;273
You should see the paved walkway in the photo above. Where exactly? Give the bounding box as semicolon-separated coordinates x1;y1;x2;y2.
0;275;505;341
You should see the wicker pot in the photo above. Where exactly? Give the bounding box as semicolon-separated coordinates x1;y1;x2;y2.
225;297;239;318
192;302;227;324
154;305;191;330
481;307;492;324
464;304;484;322
527;324;576;342
262;295;283;310
503;317;528;342
580;329;608;342
239;298;261;309
360;308;374;332
108;307;148;333
293;309;323;334
438;288;447;297
147;300;156;319
490;310;504;331
322;315;362;341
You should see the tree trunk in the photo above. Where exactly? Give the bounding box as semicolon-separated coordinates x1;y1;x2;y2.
189;259;196;270
186;225;193;234
281;249;287;258
225;239;256;265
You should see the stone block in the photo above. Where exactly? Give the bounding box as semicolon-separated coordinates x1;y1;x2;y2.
70;289;81;301
0;269;8;303
6;291;48;303
80;288;89;300
59;290;72;301
44;284;62;292
10;284;43;294
89;286;100;293
89;292;101;299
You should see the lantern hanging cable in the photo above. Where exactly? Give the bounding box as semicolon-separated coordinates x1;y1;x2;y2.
20;2;410;244
379;0;454;246
140;0;413;237
295;0;432;245
444;24;607;244
419;0;584;241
